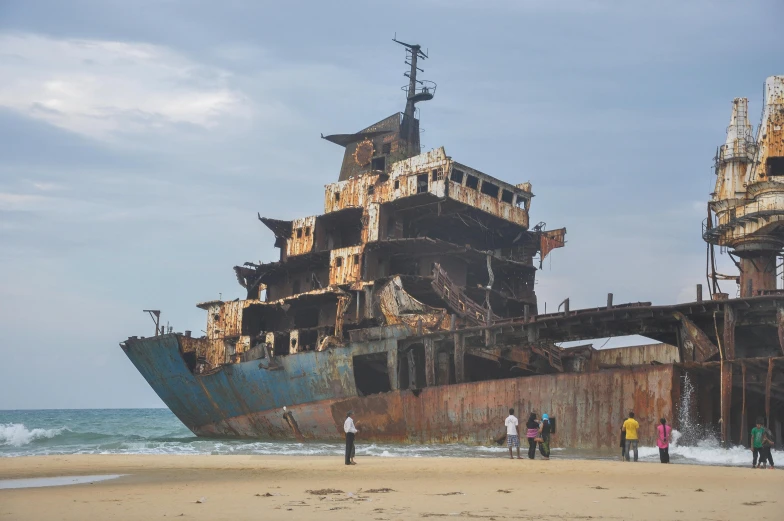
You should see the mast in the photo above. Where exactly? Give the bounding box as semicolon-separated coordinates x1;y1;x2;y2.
393;36;434;154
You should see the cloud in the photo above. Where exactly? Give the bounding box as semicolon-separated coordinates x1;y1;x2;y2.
0;33;250;140
0;192;50;210
32;181;64;191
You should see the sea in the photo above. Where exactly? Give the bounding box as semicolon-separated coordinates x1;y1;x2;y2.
0;408;775;467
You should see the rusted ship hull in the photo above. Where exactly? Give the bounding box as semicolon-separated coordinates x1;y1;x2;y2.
122;334;677;449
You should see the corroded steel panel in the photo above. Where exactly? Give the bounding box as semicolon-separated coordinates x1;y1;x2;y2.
123;335;676;449
755;76;784;179
377;276;450;332
739;255;777;297
330;245;363;285
449;181;528;228
287;216;316;257
322;146;531;230
227;365;676;449
713;98;755;203
388;147;450;179
594;343;679;366
673;312;719;362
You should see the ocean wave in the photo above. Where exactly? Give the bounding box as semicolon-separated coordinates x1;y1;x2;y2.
0;423;68;447
634;429;779;466
1;414;778;467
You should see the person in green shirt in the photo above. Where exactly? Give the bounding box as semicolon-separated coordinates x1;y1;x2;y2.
751;418;766;469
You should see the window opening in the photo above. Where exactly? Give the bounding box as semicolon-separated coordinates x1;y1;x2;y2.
466;175;479;190
416;173;429;194
273;333;290;357
368;184;375;195
435;346;455;386
298;329;318;351
304;226;311;236
398;343;427;390
371;156;386;171
431;168;443;181
501;189;514;204
382;142;392;154
335;192;341;202
450;169;464;184
335;256;343;267
394;179;400;189
767;157;784;176
296;228;303;239
515;196;527;209
353;353;391;396
353;254;360;265
481;181;499;198
386;216;396;239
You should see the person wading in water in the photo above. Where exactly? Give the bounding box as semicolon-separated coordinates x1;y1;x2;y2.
657;418;672;463
622;412;640;462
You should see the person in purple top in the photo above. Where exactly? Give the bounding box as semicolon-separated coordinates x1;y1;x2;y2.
525;413;539;459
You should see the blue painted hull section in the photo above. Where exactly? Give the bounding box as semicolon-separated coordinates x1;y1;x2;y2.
122;335;363;435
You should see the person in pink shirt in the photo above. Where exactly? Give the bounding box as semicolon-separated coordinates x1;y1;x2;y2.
657;418;672;463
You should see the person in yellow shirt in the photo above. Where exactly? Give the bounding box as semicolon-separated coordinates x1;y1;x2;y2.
622;412;640;462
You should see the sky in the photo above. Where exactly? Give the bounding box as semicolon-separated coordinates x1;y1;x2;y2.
1;0;782;409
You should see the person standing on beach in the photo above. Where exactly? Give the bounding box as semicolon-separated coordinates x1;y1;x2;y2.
538;414;552;459
751;419;764;468
751;418;773;469
344;411;358;465
505;408;521;459
657;418;672;463
619;416;628;461
759;426;775;469
526;413;539;460
622;412;640;462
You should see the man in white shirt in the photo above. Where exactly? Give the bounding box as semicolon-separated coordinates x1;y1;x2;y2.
505;408;521;459
344;411;358;465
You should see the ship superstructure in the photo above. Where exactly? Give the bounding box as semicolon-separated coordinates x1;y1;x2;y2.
202;40;566;378
705;76;784;297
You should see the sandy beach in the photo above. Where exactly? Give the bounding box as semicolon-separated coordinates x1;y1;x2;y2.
0;455;780;520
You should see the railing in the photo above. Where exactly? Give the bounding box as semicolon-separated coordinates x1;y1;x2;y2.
430;263;497;325
716;140;757;163
402;80;437;101
703;206;784;244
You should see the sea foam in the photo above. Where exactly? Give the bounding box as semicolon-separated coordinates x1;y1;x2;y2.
0;423;66;447
636;429;779;466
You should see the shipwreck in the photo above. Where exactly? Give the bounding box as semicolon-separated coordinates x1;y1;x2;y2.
122;42;784;450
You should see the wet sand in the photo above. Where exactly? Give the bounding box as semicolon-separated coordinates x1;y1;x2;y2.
0;454;780;520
